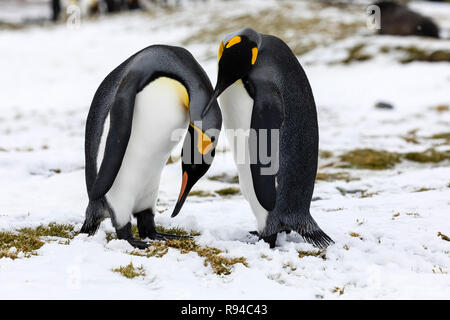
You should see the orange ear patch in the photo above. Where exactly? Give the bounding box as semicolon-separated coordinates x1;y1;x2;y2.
225;36;241;48
251;47;258;65
190;123;213;155
218;41;224;61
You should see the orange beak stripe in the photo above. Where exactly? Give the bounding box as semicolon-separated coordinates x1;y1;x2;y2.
178;171;188;201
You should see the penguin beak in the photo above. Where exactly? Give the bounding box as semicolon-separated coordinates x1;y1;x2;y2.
201;88;220;119
171;171;191;218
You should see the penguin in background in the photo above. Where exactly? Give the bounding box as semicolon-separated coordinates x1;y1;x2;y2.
201;28;333;248
80;45;222;248
374;1;440;38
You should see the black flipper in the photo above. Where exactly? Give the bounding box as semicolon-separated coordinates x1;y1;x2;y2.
248;80;284;211
80;198;109;235
89;73;138;201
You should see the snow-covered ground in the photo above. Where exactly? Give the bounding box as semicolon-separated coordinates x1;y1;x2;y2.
0;0;449;299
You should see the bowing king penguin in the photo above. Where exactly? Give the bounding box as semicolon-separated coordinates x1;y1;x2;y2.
201;28;333;248
80;45;222;249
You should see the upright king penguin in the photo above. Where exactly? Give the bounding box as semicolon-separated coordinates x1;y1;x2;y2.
201;28;333;248
80;45;222;248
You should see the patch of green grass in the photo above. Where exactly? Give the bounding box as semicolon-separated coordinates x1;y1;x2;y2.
380;46;450;63
0;222;77;260
208;173;239;184
398;47;450;64
0;21;24;30
112;262;145;279
18;222;76;239
332;286;345;295
414;187;434;192
107;225;200;242
404;148;450;163
283;262;297;272
316;172;358;182
432;105;449;113
182;5;362;57
429;133;450;145
349;232;363;240
341;44;372;64
359;190;378;198
319;150;333;159
215;187;241;196
0;231;44;259
401;135;419;144
297;249;325;259
188;190;215;197
156;226;200;237
130;239;247;275
339;149;401;170
338;147;450;170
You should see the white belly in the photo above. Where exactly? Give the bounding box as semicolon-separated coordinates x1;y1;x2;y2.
219;80;268;232
97;77;189;227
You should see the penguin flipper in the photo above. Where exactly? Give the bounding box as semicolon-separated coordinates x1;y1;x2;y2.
249;80;284;212
89;73;138;200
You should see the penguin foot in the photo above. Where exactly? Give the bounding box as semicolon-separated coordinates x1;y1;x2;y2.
127;239;150;249
135;209;191;241
249;229;291;236
248;231;277;248
263;233;277;248
116;222;149;249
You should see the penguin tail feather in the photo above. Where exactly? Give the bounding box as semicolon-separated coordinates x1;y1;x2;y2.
80;198;109;235
297;224;334;249
264;211;334;249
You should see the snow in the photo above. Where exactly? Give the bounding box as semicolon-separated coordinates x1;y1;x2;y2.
0;0;449;299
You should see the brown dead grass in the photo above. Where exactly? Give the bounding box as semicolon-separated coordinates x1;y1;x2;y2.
0;222;76;259
339;149;401;170
130;238;247;275
438;232;450;242
183;5;362;57
113;262;145;279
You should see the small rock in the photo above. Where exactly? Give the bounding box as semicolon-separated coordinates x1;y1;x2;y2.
375;101;394;110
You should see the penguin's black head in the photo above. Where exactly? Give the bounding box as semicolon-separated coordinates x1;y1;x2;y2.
202;28;261;118
171;119;220;218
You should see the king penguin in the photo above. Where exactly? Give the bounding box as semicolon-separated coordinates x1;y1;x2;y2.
202;28;333;249
80;45;222;249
